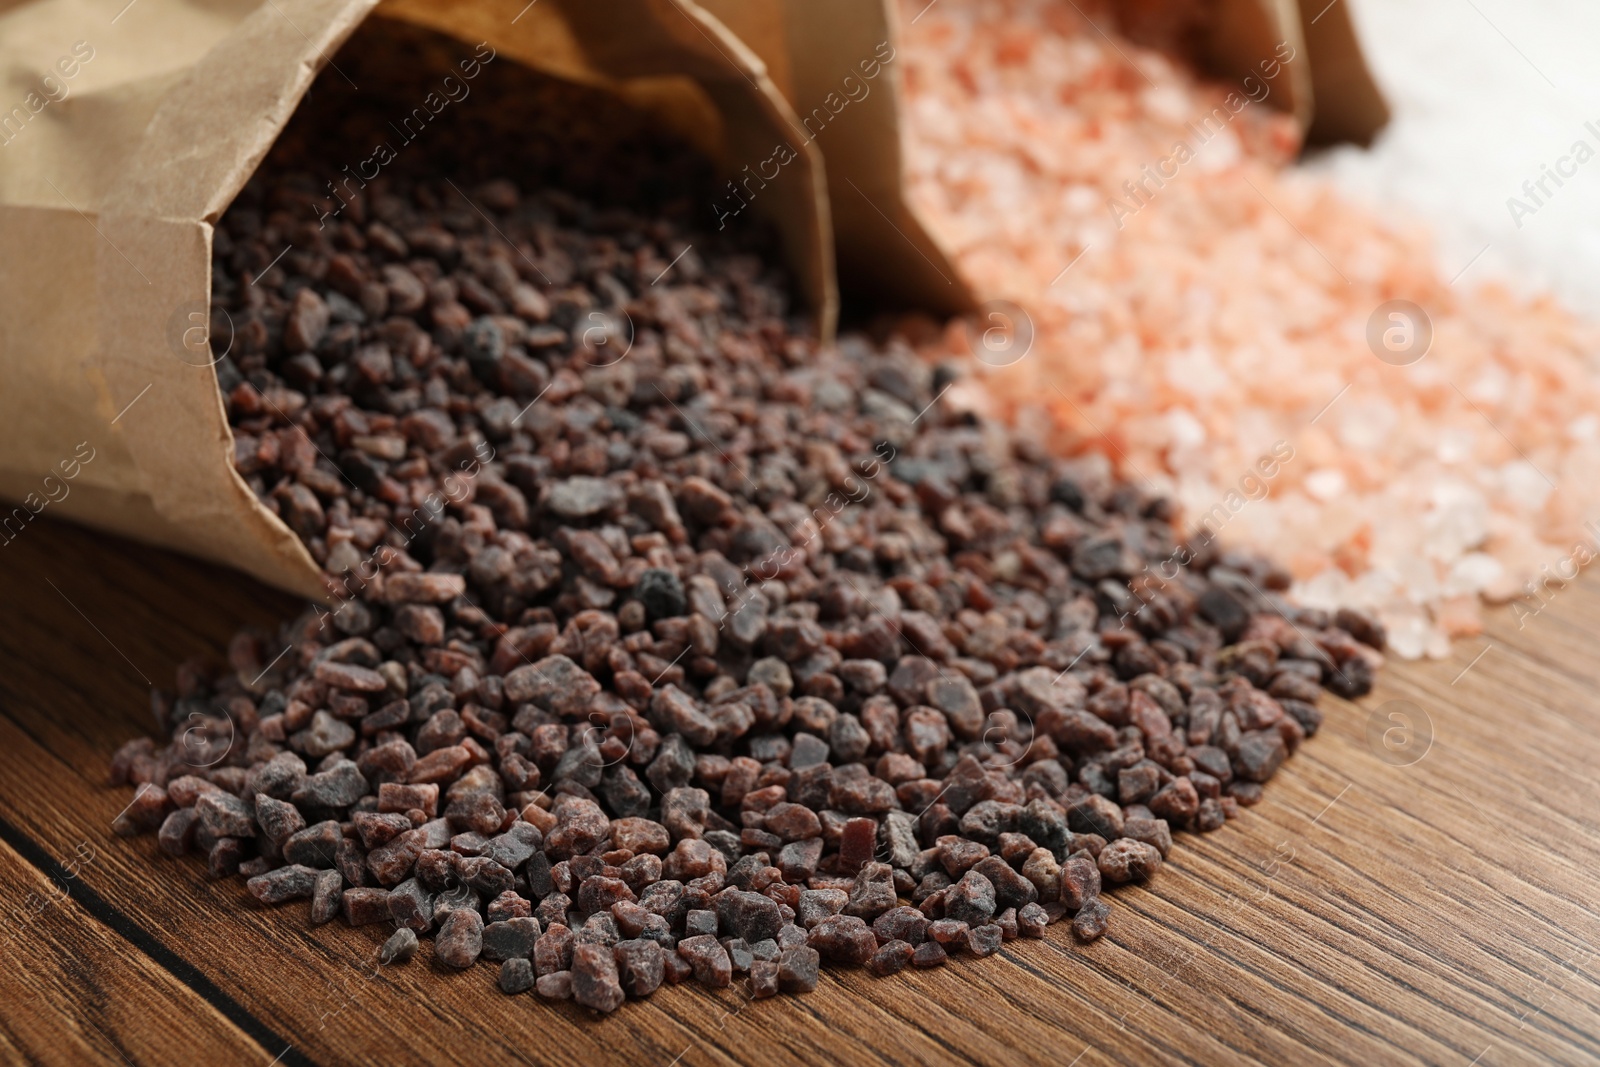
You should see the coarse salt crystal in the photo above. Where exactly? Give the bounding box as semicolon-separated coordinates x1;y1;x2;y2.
1445;553;1503;597
1304;469;1346;502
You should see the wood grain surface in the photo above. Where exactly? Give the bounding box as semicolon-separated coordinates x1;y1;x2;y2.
1;516;1596;1066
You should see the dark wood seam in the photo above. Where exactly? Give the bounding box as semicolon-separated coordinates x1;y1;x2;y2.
0;813;316;1067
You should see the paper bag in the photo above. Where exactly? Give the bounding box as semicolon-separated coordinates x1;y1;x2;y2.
1293;0;1389;146
0;0;836;600
698;0;976;316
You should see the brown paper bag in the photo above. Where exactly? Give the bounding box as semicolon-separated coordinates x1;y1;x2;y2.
697;0;976;316
1203;0;1388;144
1293;0;1389;146
0;0;836;600
1200;0;1314;129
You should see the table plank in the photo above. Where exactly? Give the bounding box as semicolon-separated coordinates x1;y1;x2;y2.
0;828;270;1065
1;517;1597;1066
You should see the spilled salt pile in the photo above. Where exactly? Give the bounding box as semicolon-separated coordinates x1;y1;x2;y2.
898;0;1600;657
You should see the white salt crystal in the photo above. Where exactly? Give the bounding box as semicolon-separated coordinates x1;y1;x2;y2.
1166;409;1206;449
1498;462;1554;513
1335;397;1398;452
1424;481;1489;559
1295;568;1350;612
1445;552;1504;597
1385;611;1433;661
1435;427;1478;465
1304;469;1347;501
1166;345;1227;397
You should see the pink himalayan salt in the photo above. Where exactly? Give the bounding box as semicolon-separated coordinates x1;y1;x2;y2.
896;0;1600;657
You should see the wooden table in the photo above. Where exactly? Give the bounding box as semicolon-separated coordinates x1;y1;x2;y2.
1;517;1596;1066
